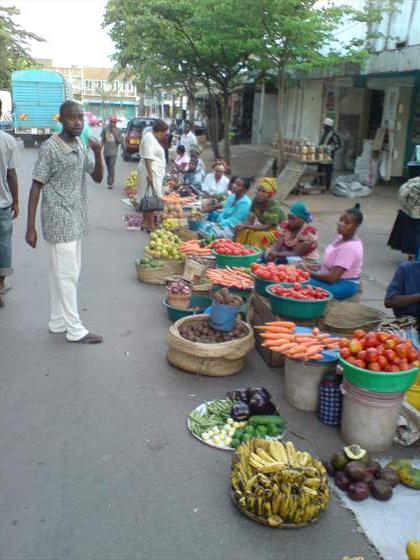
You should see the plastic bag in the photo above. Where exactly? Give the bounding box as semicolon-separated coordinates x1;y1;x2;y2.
332;175;372;199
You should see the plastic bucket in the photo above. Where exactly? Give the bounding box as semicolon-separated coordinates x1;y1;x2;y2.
210;301;241;332
340;379;404;452
266;284;332;320
284;358;332;411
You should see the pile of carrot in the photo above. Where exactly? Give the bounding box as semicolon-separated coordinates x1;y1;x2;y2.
162;194;196;204
206;267;254;289
254;321;342;361
180;240;212;256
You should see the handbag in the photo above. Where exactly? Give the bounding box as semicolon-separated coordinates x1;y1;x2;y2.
138;181;164;213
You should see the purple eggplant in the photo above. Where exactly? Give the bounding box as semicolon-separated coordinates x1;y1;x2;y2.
226;388;249;403
247;387;272;401
248;393;276;415
230;401;251;421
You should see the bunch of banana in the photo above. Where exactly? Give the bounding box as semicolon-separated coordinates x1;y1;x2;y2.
125;171;138;191
231;439;330;527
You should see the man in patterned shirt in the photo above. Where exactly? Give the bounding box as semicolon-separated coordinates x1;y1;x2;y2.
26;101;104;343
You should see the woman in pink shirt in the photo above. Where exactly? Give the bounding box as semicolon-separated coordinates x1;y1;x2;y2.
310;204;364;300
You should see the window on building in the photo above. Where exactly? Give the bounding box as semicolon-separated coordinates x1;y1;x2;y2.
85;80;93;91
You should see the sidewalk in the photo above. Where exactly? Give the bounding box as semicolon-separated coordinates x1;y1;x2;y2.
202;142;402;313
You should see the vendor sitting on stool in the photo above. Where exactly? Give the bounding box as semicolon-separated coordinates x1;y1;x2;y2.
310;204;363;300
384;253;420;319
315;117;341;190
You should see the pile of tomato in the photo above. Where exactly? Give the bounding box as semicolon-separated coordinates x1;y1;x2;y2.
340;330;420;373
269;283;330;300
210;239;256;256
250;262;310;283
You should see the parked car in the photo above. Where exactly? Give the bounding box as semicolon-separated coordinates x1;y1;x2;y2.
122;117;159;160
84;112;102;127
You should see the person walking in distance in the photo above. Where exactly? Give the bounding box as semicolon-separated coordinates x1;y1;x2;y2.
101;114;122;189
0;99;19;306
25;101;104;343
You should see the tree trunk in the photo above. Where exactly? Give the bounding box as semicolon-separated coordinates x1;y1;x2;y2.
276;70;285;172
187;90;196;127
209;96;221;159
222;89;232;164
257;79;265;145
171;91;176;120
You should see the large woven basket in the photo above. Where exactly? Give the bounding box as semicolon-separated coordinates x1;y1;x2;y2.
136;259;184;285
323;300;385;336
166;314;254;376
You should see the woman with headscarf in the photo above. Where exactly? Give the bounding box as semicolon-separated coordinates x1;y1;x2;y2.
265;201;319;272
236;177;285;249
388;176;420;260
199;177;252;241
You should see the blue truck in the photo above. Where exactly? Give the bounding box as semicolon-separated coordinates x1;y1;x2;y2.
12;69;72;147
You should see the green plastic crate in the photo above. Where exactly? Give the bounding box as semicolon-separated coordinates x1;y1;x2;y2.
163;295;212;322
338;355;418;393
212;245;261;268
265;283;332;319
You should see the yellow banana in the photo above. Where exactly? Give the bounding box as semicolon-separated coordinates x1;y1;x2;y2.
272;493;282;514
256;448;277;464
303;477;321;489
302;485;318;496
285;441;297;465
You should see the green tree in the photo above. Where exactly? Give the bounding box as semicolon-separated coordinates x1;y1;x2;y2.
0;5;44;89
104;0;258;162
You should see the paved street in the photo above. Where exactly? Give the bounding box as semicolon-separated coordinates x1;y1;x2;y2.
0;136;402;560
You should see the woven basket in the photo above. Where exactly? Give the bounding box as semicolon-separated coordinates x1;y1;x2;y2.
178;228;199;241
167;292;192;309
166;314;254;376
136;259;184;285
323;301;385;336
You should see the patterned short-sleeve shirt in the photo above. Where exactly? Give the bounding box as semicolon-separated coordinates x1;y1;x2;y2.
32;134;95;243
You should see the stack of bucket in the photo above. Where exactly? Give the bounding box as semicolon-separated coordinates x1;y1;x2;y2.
339;357;418;452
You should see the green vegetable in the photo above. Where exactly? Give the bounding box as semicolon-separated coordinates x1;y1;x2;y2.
267;423;282;436
188;399;233;438
255;425;268;437
248;415;286;428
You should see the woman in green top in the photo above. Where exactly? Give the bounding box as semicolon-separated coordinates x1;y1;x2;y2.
236;177;284;249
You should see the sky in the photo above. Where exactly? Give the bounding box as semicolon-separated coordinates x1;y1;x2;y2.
2;0;115;67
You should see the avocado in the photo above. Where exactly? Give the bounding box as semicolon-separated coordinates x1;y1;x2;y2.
343;444;368;462
331;451;349;471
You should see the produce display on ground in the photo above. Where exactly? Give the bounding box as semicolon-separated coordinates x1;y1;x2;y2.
135;257;164;269
206;267;254;289
325;444;420;504
187;388;286;450
231;439;330;527
167;278;191;296
124;170;138;196
161;203;184;221
123;214;143;230
162;218;181;231
339;329;419;373
178;319;248;343
210;239;258;256
268;283;331;301
213;288;243;307
145;229;184;260
180;239;212;256
251;263;310;283
256;322;340;361
162;193;196;205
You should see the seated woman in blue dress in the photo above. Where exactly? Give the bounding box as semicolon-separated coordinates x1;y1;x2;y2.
200;177;252;241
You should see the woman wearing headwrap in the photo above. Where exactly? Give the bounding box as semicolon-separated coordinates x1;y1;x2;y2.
388;176;420;260
265;201;319;272
236;177;285;249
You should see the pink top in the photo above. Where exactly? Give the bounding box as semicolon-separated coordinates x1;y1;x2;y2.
319;236;363;279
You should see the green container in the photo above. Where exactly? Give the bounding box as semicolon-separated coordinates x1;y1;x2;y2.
338;356;418;394
252;274;308;297
163;295;212;322
212;245;261;268
265;283;332;319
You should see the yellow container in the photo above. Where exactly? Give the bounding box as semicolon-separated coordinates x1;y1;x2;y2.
406;382;420;411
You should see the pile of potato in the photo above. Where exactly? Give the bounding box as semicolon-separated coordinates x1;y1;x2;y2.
213;288;243;307
179;319;248;343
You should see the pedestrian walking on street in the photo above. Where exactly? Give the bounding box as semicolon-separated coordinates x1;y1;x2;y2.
0;99;19;305
315;117;341;190
25;101;104;343
179;122;197;155
101;115;122;189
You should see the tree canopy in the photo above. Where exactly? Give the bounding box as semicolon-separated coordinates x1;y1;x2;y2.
0;5;43;89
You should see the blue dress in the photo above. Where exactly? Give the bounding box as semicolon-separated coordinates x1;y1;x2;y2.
200;194;251;240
